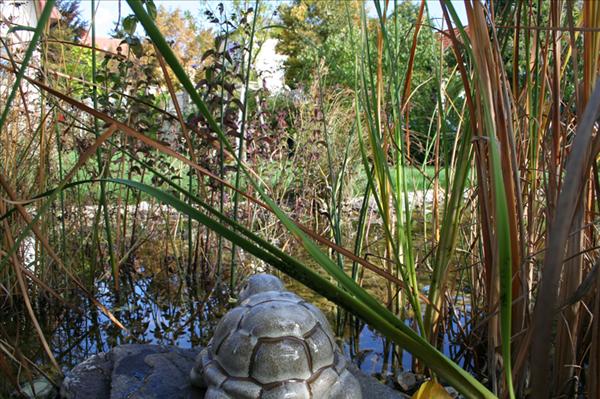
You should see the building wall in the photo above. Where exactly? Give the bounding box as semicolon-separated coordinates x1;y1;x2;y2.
0;0;39;56
254;38;287;94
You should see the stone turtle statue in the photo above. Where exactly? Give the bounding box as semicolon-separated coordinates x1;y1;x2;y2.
190;274;362;398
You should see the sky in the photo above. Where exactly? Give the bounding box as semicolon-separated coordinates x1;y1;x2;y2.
78;1;468;37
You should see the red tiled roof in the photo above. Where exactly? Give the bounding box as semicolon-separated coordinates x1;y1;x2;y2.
82;35;128;54
438;25;471;49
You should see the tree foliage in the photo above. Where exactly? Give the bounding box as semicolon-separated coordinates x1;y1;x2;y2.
154;6;213;81
275;0;360;89
276;1;438;159
47;0;91;88
51;0;88;41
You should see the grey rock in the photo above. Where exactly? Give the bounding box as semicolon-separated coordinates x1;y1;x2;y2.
112;346;199;399
60;343;407;399
394;371;418;392
59;344;203;399
19;377;57;399
60;351;113;399
347;364;410;399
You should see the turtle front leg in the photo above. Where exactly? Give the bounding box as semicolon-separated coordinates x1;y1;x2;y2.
328;370;363;399
189;351;207;388
204;388;233;399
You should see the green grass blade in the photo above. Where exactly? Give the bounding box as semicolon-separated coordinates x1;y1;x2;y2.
488;138;515;399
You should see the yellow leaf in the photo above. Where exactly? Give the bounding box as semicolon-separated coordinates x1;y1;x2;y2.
411;380;453;399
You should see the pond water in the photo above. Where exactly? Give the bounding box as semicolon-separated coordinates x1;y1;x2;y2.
1;194;479;396
1;259;472;395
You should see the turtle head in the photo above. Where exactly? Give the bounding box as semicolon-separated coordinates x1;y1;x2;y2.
239;274;285;302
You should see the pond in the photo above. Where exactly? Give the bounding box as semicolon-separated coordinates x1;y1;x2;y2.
1;254;473;395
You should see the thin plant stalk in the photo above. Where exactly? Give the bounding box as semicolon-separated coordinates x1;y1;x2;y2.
90;0;118;293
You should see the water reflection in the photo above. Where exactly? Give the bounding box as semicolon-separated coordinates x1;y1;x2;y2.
1;264;473;391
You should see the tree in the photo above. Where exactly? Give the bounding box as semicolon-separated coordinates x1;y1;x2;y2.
47;0;88;64
275;1;438;160
275;0;360;89
51;0;88;41
154;6;213;82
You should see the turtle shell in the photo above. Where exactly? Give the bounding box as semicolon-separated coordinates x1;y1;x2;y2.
198;290;362;398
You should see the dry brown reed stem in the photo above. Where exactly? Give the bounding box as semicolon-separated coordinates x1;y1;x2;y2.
436;6;494;351
152;45;209;201
591;266;600;399
0;121;128;331
20;264;82;314
0;37;34;134
0;347;18;391
153;47;196;164
0;173;128;330
530;79;600;397
551;6;587;389
0;338;59;391
0;200;60;372
44;38;128;60
482;1;527;348
583;1;600;105
581;4;599;397
447;3;501;389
